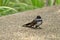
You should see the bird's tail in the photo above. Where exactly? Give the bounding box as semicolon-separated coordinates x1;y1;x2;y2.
22;23;31;27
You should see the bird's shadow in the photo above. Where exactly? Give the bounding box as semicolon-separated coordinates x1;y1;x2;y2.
22;25;42;29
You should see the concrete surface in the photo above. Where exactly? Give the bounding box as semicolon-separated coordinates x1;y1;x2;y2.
0;6;60;40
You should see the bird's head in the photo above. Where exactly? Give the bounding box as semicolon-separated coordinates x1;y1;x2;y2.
37;15;41;19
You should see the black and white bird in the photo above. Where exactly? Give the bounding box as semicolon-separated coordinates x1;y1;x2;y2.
23;15;43;29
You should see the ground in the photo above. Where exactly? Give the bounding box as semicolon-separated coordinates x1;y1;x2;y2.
0;6;60;40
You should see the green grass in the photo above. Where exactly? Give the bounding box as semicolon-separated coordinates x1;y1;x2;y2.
0;0;60;16
56;0;60;5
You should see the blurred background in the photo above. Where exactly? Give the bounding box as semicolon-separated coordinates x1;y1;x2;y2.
0;0;60;16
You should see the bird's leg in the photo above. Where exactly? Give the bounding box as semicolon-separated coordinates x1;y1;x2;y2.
35;25;42;29
35;25;39;28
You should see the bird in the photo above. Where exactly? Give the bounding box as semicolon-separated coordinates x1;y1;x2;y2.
23;15;43;29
